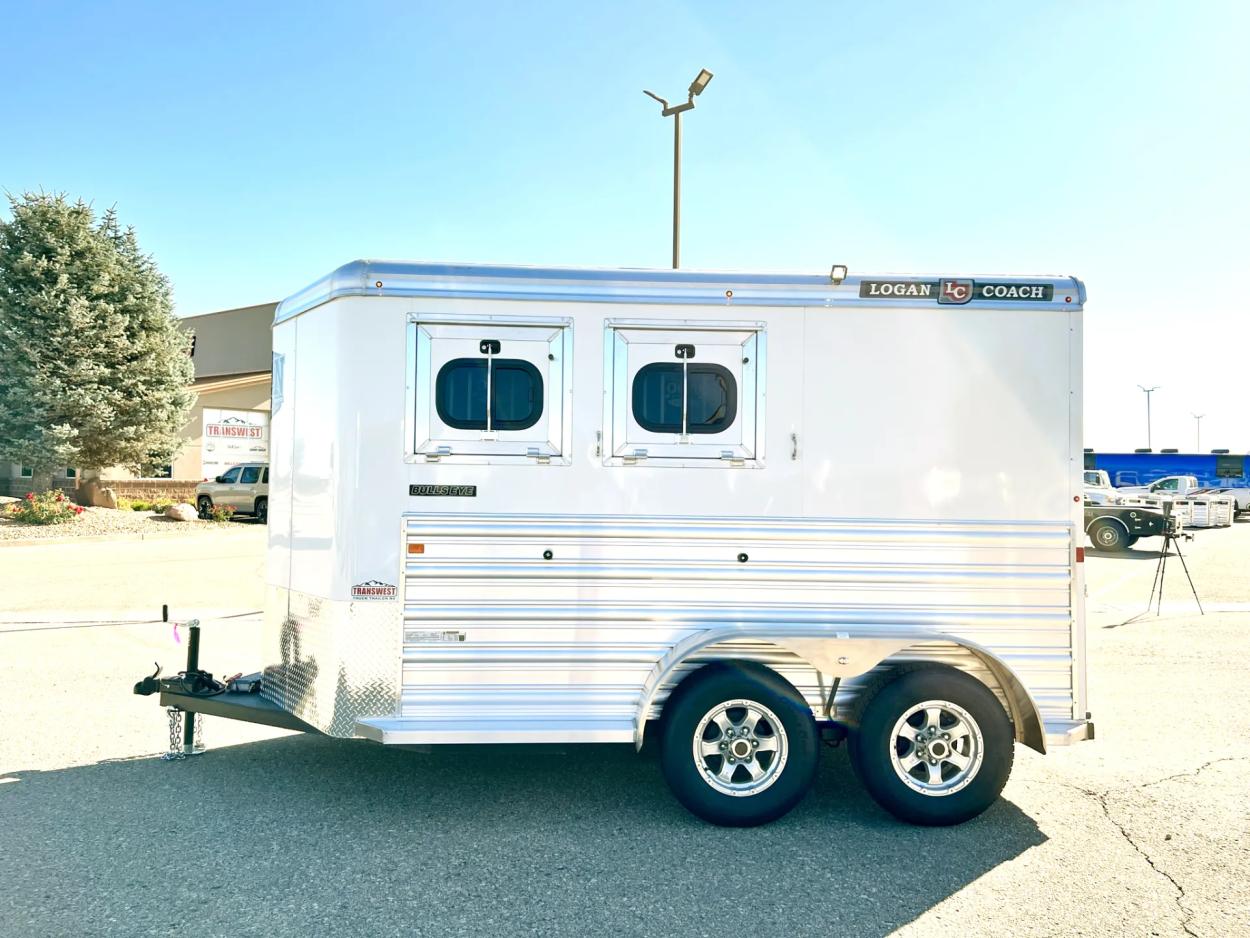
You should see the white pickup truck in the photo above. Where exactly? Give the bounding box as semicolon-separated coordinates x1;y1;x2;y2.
1083;469;1118;505
1116;475;1200;500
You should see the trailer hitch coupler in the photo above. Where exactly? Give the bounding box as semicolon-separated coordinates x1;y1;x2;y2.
133;663;162;696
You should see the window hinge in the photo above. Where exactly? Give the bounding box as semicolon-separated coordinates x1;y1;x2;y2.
622;448;648;465
424;445;452;463
527;447;552;465
720;451;745;467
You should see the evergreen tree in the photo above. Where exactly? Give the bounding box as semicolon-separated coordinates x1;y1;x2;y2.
0;193;194;492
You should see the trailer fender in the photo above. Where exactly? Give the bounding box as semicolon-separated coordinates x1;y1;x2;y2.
634;624;1047;755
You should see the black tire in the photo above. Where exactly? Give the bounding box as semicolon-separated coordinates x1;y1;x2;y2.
660;663;818;827
1089;520;1128;551
848;667;1013;826
196;495;212;519
254;497;267;523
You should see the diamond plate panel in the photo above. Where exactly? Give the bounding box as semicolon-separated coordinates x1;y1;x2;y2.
261;585;401;737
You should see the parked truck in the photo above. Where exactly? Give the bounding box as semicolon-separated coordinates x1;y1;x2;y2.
1086;451;1250;514
1084;502;1173;551
137;261;1092;828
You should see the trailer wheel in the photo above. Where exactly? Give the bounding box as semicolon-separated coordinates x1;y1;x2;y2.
196;495;212;519
848;667;1013;826
660;663;818;827
1089;520;1128;551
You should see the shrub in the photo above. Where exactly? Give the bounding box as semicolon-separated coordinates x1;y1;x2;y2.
151;500;173;514
4;490;85;525
207;504;235;523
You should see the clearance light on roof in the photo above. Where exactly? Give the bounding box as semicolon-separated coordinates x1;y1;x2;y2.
829;264;848;285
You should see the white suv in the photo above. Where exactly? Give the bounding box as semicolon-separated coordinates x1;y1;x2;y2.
195;463;269;522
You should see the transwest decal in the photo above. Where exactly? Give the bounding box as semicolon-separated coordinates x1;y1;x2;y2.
351;580;398;601
861;279;1055;303
409;484;478;497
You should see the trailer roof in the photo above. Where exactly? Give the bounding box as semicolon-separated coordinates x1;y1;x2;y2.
274;259;1085;324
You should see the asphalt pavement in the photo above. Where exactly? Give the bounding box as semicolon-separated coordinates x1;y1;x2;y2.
1;522;1247;937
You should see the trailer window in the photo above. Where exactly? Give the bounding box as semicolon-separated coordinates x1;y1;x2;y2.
632;363;737;434
436;358;543;432
410;316;571;463
1215;455;1244;479
604;322;763;466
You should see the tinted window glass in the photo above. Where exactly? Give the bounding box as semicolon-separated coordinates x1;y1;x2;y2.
221;467;242;483
240;466;261;484
632;363;737;434
262;468;269;483
435;358;543;432
1215;455;1244;478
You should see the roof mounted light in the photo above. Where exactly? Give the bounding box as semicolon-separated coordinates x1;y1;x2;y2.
829;264;848;285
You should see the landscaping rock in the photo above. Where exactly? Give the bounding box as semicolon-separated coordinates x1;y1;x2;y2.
165;503;198;522
93;487;118;509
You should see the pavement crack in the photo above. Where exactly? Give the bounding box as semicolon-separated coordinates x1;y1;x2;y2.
1017;774;1224;937
1092;789;1199;938
1138;756;1249;790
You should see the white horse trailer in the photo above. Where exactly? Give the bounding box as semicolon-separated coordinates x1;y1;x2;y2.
140;261;1092;827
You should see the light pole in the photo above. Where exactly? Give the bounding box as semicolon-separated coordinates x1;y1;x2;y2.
644;68;713;269
1138;385;1160;450
1192;413;1204;452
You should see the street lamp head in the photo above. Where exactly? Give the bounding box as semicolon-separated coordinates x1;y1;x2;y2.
689;68;714;97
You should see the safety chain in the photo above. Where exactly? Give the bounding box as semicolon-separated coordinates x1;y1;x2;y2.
160;707;205;761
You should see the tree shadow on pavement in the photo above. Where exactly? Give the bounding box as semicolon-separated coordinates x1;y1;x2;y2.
0;733;1045;938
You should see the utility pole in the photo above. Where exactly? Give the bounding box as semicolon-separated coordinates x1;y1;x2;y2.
644;69;713;269
1192;413;1204;452
1138;385;1160;450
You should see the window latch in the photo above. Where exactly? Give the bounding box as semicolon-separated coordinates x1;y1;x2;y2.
623;448;649;465
527;447;552;465
720;451;745;467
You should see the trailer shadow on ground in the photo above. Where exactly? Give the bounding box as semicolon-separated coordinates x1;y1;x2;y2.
0;733;1045;937
1088;547;1167;561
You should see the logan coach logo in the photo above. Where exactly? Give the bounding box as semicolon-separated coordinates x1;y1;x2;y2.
859;280;937;299
351;580;398;601
938;279;974;305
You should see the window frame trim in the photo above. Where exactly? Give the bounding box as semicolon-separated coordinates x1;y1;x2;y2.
602;319;766;468
406;312;573;466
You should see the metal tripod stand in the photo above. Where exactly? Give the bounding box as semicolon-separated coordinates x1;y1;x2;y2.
1145;509;1203;617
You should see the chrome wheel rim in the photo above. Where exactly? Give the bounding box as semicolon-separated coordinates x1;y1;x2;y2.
889;699;984;796
692;698;789;797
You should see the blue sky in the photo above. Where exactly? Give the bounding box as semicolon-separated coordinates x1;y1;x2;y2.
3;1;1248;451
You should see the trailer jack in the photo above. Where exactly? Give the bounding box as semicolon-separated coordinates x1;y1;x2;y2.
131;620;223;758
